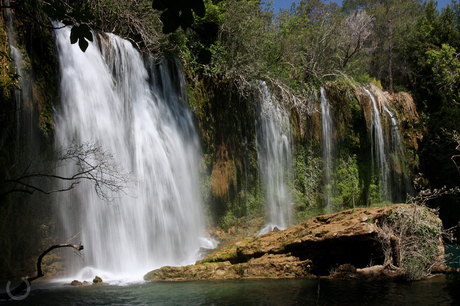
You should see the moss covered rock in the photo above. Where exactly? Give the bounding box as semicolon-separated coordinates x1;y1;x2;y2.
144;204;446;281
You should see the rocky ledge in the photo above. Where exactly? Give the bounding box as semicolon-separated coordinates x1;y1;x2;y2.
144;204;457;282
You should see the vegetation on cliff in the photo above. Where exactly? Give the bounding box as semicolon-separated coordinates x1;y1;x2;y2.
1;0;460;279
144;204;449;281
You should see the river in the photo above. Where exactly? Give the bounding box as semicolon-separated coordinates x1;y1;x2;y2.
1;275;459;305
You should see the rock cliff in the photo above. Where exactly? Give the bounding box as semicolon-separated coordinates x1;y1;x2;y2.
144;204;448;281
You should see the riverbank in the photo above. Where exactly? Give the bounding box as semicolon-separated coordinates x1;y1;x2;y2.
145;204;455;282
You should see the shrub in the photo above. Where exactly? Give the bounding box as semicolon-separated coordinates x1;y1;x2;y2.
375;205;443;280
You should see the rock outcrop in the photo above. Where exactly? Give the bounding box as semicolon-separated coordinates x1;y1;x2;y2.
144;204;447;281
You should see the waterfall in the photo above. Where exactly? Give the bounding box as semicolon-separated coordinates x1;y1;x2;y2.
256;82;293;234
383;104;413;202
364;86;412;203
320;87;334;214
365;88;391;202
54;26;212;279
5;1;27;146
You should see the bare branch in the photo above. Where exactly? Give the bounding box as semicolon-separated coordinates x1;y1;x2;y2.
0;243;83;300
1;141;134;203
338;10;375;68
406;186;460;206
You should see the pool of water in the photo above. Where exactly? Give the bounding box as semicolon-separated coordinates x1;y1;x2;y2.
445;244;460;268
1;275;459;305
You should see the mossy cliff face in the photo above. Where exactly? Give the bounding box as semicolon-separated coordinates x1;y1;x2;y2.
186;72;423;233
144;204;445;281
186;74;265;233
0;5;59;279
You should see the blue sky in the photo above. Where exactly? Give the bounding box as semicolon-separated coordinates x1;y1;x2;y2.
267;0;452;13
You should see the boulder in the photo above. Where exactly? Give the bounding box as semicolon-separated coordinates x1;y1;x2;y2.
93;276;103;284
70;280;82;286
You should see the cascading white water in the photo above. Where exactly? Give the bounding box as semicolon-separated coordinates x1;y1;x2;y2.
365;88;391;202
383;104;413;202
5;1;27;145
320;87;334;214
256;82;292;234
53;26;213;280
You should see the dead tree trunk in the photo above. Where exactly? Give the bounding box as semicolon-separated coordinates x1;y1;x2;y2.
0;243;83;300
390;235;400;267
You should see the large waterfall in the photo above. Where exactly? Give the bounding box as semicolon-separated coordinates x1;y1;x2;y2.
320;87;334;214
256;82;293;234
54;27;211;280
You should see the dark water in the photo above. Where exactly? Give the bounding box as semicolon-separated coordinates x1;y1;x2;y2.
1;276;459;305
446;245;460;268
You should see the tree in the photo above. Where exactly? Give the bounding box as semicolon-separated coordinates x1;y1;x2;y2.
341;0;420;92
0;243;83;300
1;0;208;52
338;9;375;68
152;0;205;34
2;141;133;204
426;43;460;99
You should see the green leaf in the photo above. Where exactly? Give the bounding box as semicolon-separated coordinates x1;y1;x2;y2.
180;9;194;31
79;24;94;42
161;10;180;34
70;24;93;52
71;9;96;23
152;0;167;11
190;0;206;18
198;49;212;64
152;0;206;34
70;27;79;44
42;0;67;20
78;37;89;52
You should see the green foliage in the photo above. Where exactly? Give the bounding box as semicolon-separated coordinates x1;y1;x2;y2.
0;0;61;278
426;43;460;99
292;147;324;222
333;155;360;210
376;205;443;280
41;0;95;52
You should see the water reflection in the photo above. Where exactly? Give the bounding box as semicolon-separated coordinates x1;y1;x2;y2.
1;276;459;305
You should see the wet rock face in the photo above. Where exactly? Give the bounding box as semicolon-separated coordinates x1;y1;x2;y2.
144;205;445;281
144;254;313;281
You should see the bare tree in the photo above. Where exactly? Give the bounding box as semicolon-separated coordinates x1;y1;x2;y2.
0;243;84;300
338;10;375;68
2;141;133;203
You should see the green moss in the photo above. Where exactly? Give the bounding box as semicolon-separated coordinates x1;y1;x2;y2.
201;244;238;264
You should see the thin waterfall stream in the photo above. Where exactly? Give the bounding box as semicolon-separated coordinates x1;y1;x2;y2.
53;26;214;281
256;82;293;234
320;87;334;214
364;88;391;202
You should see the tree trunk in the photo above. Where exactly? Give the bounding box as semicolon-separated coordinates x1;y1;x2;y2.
0;243;83;300
388;19;394;94
390;235;400;267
